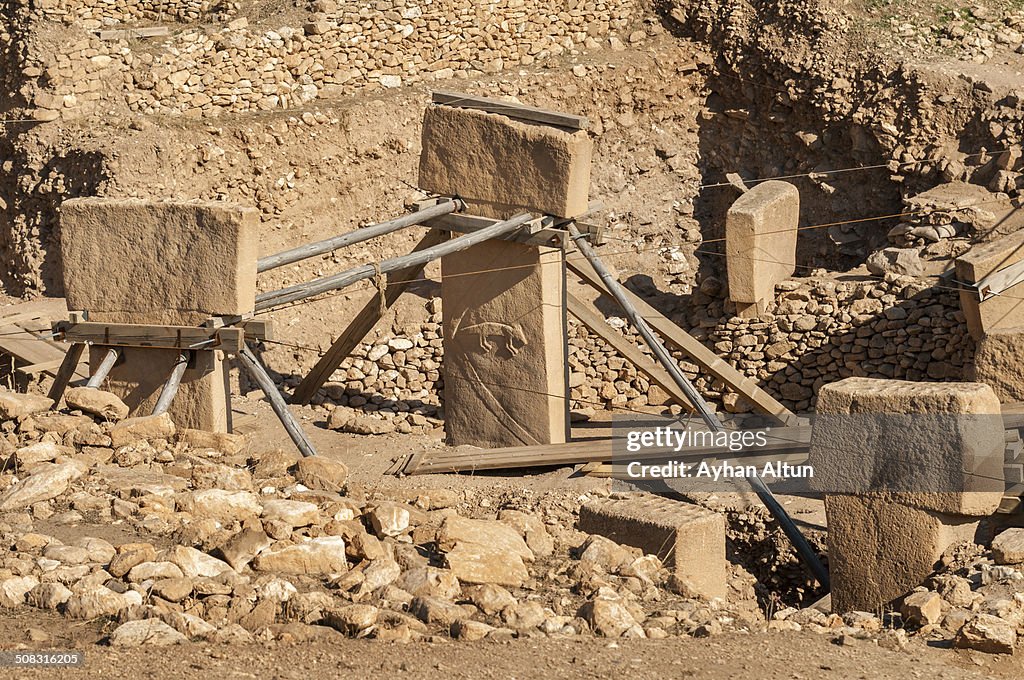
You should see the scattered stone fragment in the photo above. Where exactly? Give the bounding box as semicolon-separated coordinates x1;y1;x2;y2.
294;456;349;492
955;613;1017;654
0;391;53;420
252;537;347;575
64;387;130;421
901;591;943;627
992;529;1024;565
109;619;187;647
0;462;86;511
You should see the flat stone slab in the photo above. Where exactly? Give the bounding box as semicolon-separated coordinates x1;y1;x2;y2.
809;377;1004;516
418;104;592;219
60;198;258;325
955;229;1024;340
579;495;726;600
726;180;799;310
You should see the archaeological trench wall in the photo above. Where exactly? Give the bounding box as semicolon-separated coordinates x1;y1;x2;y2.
0;0;1016;426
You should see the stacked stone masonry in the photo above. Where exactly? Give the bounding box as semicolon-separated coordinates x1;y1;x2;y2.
313;272;973;422
20;0;639;119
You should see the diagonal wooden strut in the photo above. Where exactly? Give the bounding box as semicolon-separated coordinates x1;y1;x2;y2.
567;259;797;426
291;230;447;405
567;293;694;412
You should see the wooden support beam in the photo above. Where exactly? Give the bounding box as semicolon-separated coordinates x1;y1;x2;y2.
431;90;589;130
568;259;798;426
257;200;460;273
400;427;813;476
237;343;319;458
290;230;446;405
55;321;245;352
256;212;534;311
567;293;693;412
47;342;86;405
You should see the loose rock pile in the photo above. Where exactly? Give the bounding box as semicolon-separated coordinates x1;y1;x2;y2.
0;386;774;646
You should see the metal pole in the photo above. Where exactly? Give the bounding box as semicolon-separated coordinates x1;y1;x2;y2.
257;200;461;273
152;353;189;416
236;343;319;458
256;212;534;312
85;347;120;388
567;223;830;589
47;343;86;404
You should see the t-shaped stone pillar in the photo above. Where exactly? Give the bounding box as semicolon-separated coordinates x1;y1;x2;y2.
59;198;258;431
808;377;1003;612
419;103;593;447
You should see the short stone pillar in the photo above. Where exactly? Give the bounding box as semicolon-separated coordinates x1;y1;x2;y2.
725;181;799;317
808;377;1004;612
956;230;1024;340
419;103;593;447
60;198;258;431
971;327;1024;402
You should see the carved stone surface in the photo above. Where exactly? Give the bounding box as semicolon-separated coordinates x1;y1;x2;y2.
441;240;567;448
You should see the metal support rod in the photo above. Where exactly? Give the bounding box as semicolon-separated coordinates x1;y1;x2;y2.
152;353;189;416
47;343;86;405
236;343;319;458
567;223;830;589
256;212;534;312
85;347;120;388
257;200;462;273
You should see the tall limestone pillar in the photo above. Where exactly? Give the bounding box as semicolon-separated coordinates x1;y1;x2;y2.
418;102;593;447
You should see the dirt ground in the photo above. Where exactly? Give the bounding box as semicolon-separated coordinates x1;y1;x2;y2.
1;624;1018;679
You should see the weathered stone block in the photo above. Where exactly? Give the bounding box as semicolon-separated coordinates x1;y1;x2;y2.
60;198;258;324
809;377;1004;516
441;240;567;448
825;493;981;613
578;495;726;600
956;230;1024;340
726;181;799;308
92;346;230;432
971;327;1024;402
418;104;592;219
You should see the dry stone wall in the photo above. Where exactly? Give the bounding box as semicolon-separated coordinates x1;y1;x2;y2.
35;0;235;26
19;0;639;120
309;273;972;425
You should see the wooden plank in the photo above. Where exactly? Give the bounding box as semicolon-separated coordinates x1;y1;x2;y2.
290;229;447;405
54;321;244;352
18;359;63;375
431;90;589;130
402;426;814;475
47;343;86;404
567;293;694;411
567;259;798;426
0;323;68;369
96;26;169;40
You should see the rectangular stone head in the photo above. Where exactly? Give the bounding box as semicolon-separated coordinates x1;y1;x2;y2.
418;104;593;219
808;377;1004;516
726;180;799;306
60;198;258;324
955;230;1024;340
